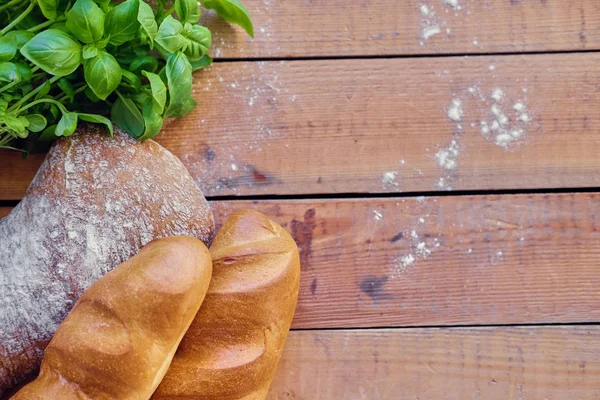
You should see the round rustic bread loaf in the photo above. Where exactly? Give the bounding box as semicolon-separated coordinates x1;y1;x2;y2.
0;126;214;394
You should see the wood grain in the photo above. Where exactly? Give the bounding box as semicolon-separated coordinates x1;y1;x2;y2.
212;192;600;328
268;327;600;399
3;53;600;199
204;0;600;58
3;192;600;329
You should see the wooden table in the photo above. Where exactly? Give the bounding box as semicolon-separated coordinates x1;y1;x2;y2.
2;1;600;398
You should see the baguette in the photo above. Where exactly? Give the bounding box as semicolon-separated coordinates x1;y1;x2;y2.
0;126;214;394
13;236;213;399
153;210;301;399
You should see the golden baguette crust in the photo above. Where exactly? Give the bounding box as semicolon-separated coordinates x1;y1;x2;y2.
153;210;301;399
13;236;213;400
0;127;214;394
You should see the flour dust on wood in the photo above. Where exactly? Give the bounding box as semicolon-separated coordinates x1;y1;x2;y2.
184;61;298;195
418;0;468;46
390;198;442;277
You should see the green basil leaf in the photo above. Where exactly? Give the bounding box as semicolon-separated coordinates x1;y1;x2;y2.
38;0;59;20
0;62;20;82
84;50;122;100
49;21;69;32
105;0;140;46
201;0;253;37
137;1;157;45
175;0;200;24
168;96;196;118
93;0;111;13
82;44;99;59
20;29;82;76
55;111;78;136
0;37;17;62
5;31;35;48
84;86;101;102
57;78;75;102
34;80;52;100
95;35;111;49
78;112;114;136
164;51;192;118
26;114;47;132
4;114;27;134
39;124;58;141
138;98;163;140
190;54;212;71
121;69;141;89
111;93;144;137
20;83;33;96
129;55;158;73
182;23;211;60
155;16;185;53
129;91;149;108
66;0;105;44
141;70;166;113
14;62;33;81
49;104;59;119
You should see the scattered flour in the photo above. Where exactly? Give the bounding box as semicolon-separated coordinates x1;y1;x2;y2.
382;171;399;189
443;0;461;10
422;25;441;40
392;221;441;274
447;98;463;122
435;139;459;170
418;0;465;44
373;210;383;221
481;89;535;148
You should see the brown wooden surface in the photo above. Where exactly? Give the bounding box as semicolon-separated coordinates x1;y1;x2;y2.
4;191;600;329
203;0;600;58
2;52;600;199
1;2;599;397
267;327;600;399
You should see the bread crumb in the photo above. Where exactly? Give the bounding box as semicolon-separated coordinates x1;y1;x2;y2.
420;4;430;15
373;210;383;220
489;65;496;71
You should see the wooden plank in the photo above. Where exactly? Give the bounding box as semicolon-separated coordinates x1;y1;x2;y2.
212;192;600;328
268;327;600;399
205;0;600;58
163;53;600;196
0;207;9;218
3;53;600;199
3;192;600;328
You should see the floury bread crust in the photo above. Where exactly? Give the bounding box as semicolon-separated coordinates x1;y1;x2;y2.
0;126;214;394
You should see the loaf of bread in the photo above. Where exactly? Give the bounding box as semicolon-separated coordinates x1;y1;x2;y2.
0;126;215;394
153;210;300;399
12;236;212;399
